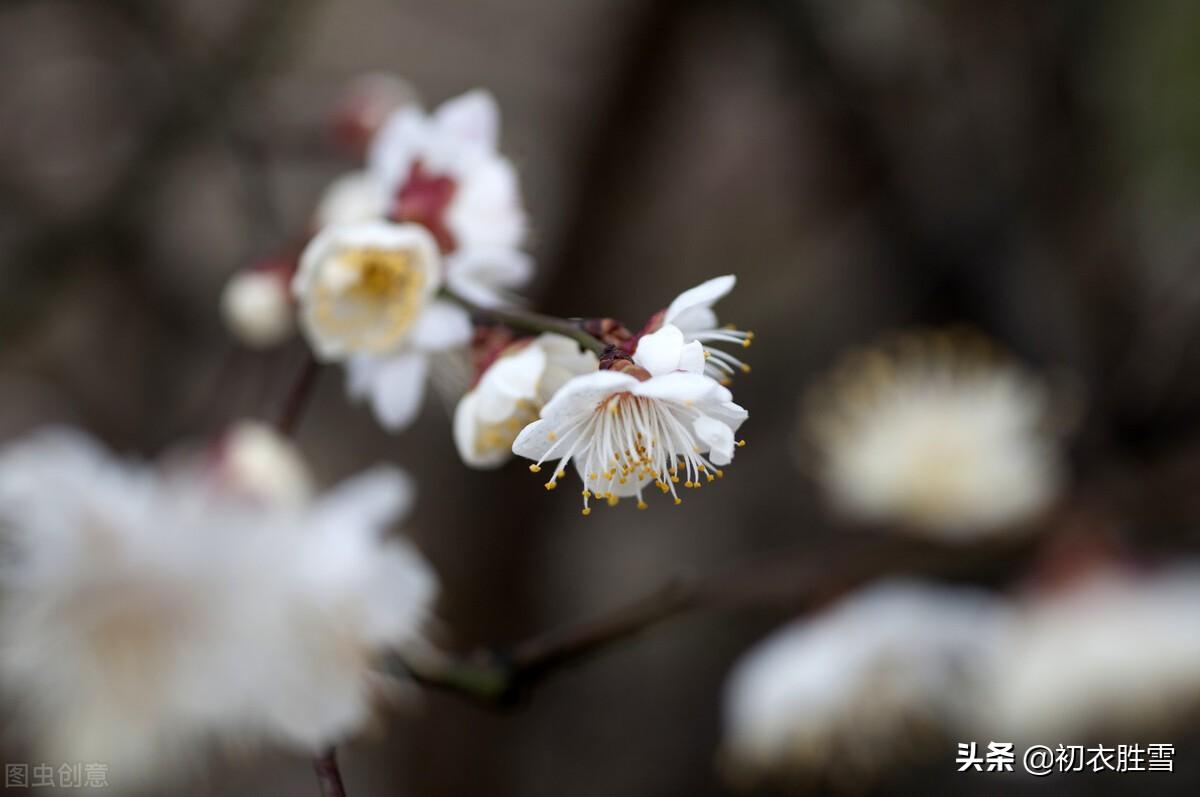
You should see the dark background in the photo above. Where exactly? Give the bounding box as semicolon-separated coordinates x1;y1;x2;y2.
3;0;1200;794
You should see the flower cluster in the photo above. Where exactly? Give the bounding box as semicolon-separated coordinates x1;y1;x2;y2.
218;83;755;510
0;425;436;780
720;566;1200;784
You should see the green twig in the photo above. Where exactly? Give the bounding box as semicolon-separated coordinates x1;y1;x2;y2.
443;291;607;356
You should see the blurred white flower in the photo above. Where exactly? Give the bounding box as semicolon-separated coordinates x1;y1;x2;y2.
979;568;1200;741
658;275;753;382
721;581;1003;782
215;420;315;508
220;268;294;349
313;170;388;230
512;324;747;513
453;333;597;469
368;88;531;308
293;220;472;430
806;331;1064;539
0;428;437;780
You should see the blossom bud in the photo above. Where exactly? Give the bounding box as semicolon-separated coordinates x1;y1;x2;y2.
220;264;295;349
332;73;419;156
217;421;315;508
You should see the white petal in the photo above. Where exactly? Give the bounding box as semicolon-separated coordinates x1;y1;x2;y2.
665;275;736;328
633;324;687;377
453;390;510;470
512;418;556;461
433;89;500;152
347;353;429;430
633;371;724;404
694;415;736;465
679;340;706;375
409;299;472;351
445;247;533;307
314;465;414;532
477;344;546;423
539;370;639;425
367;106;427;189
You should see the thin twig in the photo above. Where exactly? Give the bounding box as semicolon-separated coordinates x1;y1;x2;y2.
275;353;321;436
312;748;347;797
444;291;607;356
403;532;1038;706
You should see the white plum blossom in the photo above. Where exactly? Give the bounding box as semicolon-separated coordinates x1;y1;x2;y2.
292;220;472;429
658;275;753;382
806;331;1065;539
368;88;531;308
978;568;1200;741
0;428;437;780
220;268;294;349
453;333;597;469
721;581;1004;782
512;323;747;514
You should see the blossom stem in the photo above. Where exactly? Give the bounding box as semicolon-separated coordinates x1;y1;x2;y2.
443;290;607;356
270;351;342;795
275;352;320;436
312;748;347;797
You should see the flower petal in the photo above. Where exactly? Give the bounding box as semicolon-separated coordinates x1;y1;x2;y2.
314;465;414;533
433;89;499;152
694;415;736;466
679;340;706;375
665;275;736;329
477;343;546;423
445;247;533;308
633;324;687;377
633;371;727;404
346;352;429;430
409;300;472;351
367;106;428;190
453;390;511;469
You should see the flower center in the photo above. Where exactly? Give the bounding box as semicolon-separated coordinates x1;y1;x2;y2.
313;246;427;353
391;161;458;253
529;392;733;515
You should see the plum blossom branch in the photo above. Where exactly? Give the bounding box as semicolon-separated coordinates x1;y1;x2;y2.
443;290;608;356
402;532;1040;706
312;748;347;797
275;353;321;436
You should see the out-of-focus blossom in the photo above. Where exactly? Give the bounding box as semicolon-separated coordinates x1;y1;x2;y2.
368;89;531;307
978;568;1200;741
643;275;753;383
292;220;472;429
214;420;315;508
454;333;597;469
805;331;1065;539
513;324;747;513
0;428;437;780
220;266;295;349
721;581;1003;783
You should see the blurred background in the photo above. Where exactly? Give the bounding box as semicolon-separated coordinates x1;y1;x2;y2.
4;0;1200;794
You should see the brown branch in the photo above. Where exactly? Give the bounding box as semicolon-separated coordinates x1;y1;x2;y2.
402;531;1038;706
444;291;607;356
275;353;321;436
312;748;347;797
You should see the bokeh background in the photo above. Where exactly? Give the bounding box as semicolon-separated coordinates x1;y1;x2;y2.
4;0;1200;794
